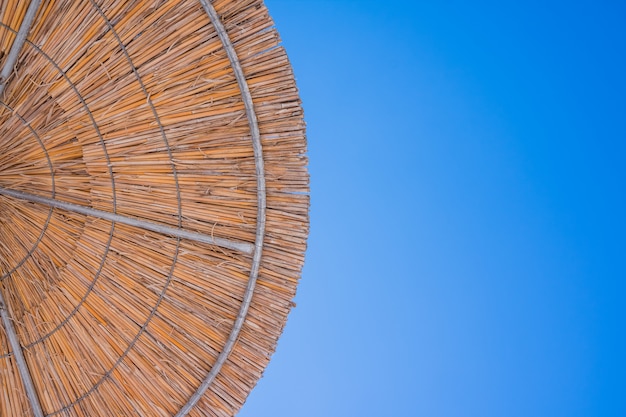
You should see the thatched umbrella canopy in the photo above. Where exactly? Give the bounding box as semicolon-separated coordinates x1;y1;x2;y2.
0;1;308;416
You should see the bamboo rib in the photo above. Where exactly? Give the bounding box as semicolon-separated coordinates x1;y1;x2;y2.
0;288;44;417
0;187;254;254
0;1;309;416
0;0;40;94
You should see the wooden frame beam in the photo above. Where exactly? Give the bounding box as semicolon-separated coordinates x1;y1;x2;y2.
0;0;41;96
0;187;254;254
0;288;44;417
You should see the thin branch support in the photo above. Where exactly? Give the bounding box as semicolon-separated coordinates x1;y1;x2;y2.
0;287;45;417
0;0;42;97
0;187;254;254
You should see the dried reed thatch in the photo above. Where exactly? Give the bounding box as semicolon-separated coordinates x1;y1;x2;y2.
0;1;308;416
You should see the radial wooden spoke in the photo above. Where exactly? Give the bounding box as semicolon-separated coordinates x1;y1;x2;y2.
0;0;41;96
0;288;44;417
0;187;254;254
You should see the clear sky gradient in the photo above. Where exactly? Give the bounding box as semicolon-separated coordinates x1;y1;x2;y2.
239;1;626;416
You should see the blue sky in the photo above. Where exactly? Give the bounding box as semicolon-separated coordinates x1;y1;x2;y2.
239;1;626;416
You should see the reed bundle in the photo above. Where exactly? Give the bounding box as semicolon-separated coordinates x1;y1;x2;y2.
0;0;308;416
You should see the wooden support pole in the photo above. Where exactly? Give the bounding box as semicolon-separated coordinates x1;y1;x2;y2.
0;187;254;254
0;0;42;97
0;287;45;417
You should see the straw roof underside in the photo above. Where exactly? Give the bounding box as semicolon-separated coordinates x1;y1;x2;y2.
0;1;308;416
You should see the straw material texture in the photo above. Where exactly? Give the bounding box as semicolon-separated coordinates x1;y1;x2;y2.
0;1;308;416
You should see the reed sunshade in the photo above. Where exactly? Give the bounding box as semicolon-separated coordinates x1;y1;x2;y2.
0;1;308;416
